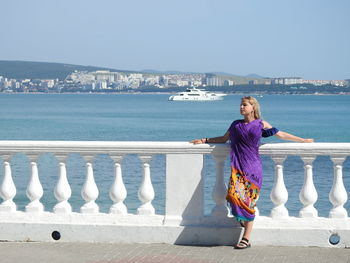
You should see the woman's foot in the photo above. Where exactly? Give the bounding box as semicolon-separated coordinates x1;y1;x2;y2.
234;237;251;249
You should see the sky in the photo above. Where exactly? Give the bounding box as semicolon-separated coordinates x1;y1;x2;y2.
1;0;349;80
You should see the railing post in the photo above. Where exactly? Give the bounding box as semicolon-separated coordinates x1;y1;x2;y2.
0;155;16;212
54;155;72;214
25;155;44;213
211;150;229;219
165;154;205;225
299;156;318;218
81;155;99;214
109;155;127;215
137;155;155;215
270;155;288;218
329;156;348;218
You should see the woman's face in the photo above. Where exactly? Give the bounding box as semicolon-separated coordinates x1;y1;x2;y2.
240;100;254;116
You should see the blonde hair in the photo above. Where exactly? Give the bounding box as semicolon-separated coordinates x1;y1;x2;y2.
241;96;261;119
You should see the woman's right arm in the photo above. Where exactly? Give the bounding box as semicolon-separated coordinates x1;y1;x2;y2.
191;131;230;144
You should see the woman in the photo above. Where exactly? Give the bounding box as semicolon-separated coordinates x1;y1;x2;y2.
191;96;313;249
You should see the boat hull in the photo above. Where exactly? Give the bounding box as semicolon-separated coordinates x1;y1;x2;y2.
168;88;226;101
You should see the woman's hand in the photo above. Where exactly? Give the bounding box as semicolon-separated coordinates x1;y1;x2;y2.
190;138;206;144
302;138;314;143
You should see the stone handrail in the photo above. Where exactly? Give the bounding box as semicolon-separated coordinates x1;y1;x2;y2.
0;141;349;247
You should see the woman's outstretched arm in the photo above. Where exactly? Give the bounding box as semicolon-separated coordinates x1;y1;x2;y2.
191;131;230;144
262;120;314;143
275;131;314;143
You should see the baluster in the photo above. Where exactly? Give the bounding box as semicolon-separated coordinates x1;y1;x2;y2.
81;156;99;214
53;155;72;214
211;151;229;218
0;155;17;212
299;156;318;218
255;206;260;217
25;155;44;213
270;156;288;218
329;156;348;218
137;155;155;215
109;155;127;215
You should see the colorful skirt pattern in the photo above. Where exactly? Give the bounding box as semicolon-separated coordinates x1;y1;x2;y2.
226;167;260;222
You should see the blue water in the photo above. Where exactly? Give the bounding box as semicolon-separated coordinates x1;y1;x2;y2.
0;93;349;217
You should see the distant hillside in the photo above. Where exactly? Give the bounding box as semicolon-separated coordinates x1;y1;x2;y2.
143;70;267;79
0;60;131;80
0;60;266;83
245;73;266;79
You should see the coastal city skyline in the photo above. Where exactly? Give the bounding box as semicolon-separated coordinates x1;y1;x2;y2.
1;65;349;94
1;0;349;80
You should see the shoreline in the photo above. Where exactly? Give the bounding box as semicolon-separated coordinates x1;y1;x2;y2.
0;91;349;96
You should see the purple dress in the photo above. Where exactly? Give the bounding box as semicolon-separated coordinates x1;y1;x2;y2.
226;119;264;222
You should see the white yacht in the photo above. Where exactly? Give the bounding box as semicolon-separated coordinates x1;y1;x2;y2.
168;88;226;101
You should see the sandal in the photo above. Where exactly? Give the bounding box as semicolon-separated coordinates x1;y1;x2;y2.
234;237;251;249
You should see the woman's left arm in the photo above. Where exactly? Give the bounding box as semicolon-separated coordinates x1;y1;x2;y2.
275;131;314;143
262;120;314;143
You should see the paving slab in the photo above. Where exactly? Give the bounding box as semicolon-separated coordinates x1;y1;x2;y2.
0;242;349;263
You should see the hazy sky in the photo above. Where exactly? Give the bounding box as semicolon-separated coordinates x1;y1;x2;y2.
1;0;349;79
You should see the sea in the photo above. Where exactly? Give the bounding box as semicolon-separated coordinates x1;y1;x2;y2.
0;93;349;217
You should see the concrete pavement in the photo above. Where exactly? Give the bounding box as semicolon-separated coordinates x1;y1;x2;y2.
0;242;349;263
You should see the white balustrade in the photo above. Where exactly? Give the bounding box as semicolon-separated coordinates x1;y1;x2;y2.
25;156;44;213
0;141;347;229
54;155;72;214
0;155;17;212
299;156;318;218
81;156;99;214
137;155;155;215
211;150;229;219
109;155;128;215
270;156;289;218
329;156;348;218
